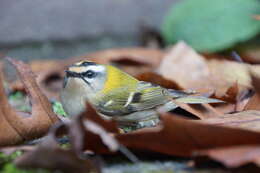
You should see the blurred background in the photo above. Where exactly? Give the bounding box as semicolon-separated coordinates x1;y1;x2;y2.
0;0;176;61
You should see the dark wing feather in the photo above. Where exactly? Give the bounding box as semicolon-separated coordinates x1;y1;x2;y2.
127;81;171;111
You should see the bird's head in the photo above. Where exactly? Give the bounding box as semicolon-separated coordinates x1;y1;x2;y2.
63;61;138;99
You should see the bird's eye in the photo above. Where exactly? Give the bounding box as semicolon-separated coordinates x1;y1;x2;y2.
81;62;89;66
82;70;96;78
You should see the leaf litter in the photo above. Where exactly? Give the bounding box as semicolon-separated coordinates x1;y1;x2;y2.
2;42;260;172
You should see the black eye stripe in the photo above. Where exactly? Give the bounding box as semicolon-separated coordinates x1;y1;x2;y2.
81;70;96;78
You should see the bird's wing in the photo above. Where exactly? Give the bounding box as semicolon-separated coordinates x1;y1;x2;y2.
98;81;223;116
124;81;171;111
98;81;171;115
128;82;223;110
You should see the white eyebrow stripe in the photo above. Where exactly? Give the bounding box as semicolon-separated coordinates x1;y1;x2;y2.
85;65;105;73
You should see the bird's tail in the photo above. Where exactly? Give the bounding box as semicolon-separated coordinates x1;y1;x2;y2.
168;89;224;104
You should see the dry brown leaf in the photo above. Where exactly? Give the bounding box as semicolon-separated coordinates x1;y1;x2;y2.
16;103;260;169
78;104;119;153
115;113;260;157
244;72;260;110
212;82;239;103
10;60;66;100
201;110;260;132
74;104;260;158
15;135;100;173
196;110;260;167
157;42;260;99
197;145;260;168
61;104;137;162
157;41;212;90
83;104;119;133
211;104;237;115
207;59;252;95
75;47;164;68
173;102;223;119
0;58;60;146
135;72;183;90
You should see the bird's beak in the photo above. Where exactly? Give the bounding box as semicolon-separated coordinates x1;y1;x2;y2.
65;69;90;85
65;70;78;78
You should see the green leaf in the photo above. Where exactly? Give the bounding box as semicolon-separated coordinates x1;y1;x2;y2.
1;164;49;173
0;151;22;164
162;0;260;52
0;152;49;173
8;91;24;100
52;101;67;117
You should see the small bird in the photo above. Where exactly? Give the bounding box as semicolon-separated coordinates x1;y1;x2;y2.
60;61;222;127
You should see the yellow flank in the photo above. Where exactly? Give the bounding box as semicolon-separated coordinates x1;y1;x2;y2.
68;66;86;73
102;65;139;94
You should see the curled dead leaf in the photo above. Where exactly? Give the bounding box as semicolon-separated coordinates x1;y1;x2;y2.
0;58;60;146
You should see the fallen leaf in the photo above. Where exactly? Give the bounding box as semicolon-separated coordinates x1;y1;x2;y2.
72;104;119;154
136;72;183;90
0;58;60;146
244;72;260;110
73;103;260;158
115;113;260;157
75;47;164;68
8;59;66;100
207;59;252;94
173;102;223;119
212;82;239;103
15;135;100;173
201;110;260;132
62;105;138;163
83;104;119;133
196;145;260;168
157;41;212;90
157;42;260;99
83;120;119;152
